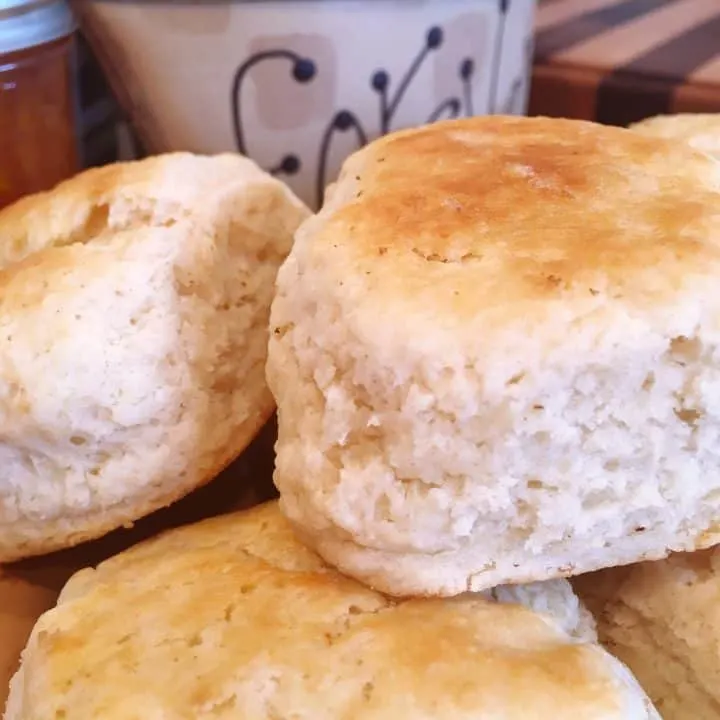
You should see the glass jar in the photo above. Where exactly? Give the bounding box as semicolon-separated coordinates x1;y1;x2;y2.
0;0;78;210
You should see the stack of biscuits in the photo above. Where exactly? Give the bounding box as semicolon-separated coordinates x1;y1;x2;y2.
3;112;720;720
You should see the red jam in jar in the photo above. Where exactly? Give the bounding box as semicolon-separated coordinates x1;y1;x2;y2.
0;0;79;210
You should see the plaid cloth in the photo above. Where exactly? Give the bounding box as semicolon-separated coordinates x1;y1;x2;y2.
529;0;720;125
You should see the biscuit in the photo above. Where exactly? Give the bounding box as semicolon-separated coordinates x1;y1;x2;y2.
575;549;720;720
267;115;720;596
631;113;720;160
6;502;658;719
0;153;309;561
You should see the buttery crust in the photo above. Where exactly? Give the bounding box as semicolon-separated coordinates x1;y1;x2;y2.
575;549;720;720
631;113;720;159
0;153;309;561
268;115;720;596
6;502;658;719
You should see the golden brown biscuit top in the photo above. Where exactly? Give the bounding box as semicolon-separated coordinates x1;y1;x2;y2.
631;114;720;160
305;117;720;331
10;503;651;719
0;152;307;272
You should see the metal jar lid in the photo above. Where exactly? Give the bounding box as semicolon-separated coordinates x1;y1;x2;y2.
0;0;75;55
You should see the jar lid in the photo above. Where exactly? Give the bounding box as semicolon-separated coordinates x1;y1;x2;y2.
0;0;75;55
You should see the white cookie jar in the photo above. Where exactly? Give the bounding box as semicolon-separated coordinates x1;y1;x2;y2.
74;0;536;208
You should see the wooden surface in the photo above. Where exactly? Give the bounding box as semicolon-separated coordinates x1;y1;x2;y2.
529;0;720;125
0;416;278;711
